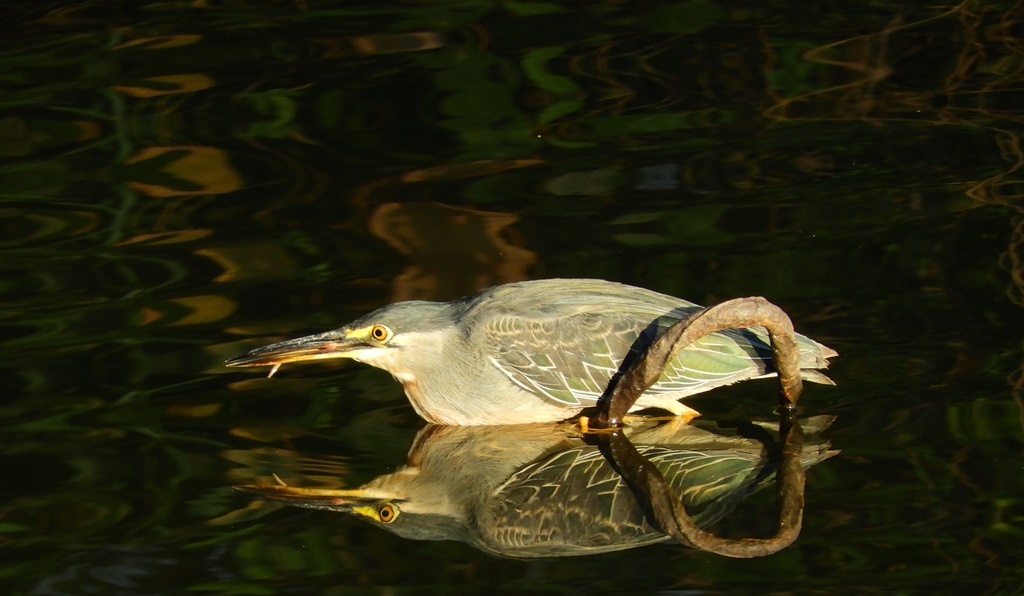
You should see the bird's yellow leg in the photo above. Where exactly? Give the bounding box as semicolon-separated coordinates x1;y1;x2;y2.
637;401;701;424
607;401;702;426
576;416;619;434
578;403;700;434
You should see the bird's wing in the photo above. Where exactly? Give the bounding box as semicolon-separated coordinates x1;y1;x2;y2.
479;309;782;407
468;280;835;407
483;312;646;406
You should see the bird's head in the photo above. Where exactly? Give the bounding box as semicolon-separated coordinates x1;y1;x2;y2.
234;465;470;543
225;300;458;377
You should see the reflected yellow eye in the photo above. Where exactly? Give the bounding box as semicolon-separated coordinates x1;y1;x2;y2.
378;503;397;523
370;325;391;342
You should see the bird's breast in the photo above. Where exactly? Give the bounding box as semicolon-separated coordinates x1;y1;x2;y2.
393;372;445;424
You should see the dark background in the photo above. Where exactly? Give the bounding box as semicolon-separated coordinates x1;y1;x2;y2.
2;1;1022;593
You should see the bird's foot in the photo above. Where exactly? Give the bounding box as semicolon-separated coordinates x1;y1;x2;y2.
576;416;620;434
623;410;700;426
656;412;700;434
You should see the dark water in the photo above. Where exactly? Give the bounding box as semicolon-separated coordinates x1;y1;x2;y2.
3;1;1023;593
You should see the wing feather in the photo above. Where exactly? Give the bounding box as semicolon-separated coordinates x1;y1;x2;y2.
465;279;833;408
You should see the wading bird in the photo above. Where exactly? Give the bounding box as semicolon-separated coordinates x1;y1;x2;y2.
226;279;836;425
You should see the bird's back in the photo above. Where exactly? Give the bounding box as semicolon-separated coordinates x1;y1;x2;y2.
463;278;699;320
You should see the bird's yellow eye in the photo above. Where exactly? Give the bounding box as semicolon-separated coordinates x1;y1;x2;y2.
378;503;397;523
370;325;391;342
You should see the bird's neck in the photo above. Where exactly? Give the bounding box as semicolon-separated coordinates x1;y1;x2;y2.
376;327;472;424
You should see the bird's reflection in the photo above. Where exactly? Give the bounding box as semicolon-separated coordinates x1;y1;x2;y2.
236;417;837;558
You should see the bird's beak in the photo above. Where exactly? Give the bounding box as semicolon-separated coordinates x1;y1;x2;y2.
225;330;370;375
233;484;385;513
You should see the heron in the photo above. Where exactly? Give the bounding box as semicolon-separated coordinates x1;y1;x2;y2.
226;279;836;425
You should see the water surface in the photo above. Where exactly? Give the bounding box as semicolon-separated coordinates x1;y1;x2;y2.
2;1;1023;593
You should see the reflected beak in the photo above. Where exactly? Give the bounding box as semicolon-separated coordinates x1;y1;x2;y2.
225;331;369;375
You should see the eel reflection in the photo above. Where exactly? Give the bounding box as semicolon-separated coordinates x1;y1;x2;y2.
236;418;837;558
